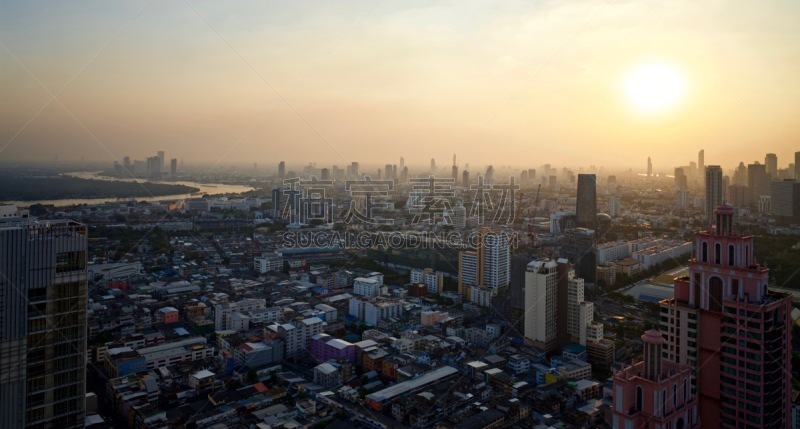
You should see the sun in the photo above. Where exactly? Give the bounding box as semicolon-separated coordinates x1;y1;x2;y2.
623;62;686;112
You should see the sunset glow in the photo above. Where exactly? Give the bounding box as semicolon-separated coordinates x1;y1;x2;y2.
623;62;686;112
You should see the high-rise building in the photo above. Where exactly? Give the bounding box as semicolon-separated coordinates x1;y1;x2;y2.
770;179;800;221
0;206;88;428
146;156;161;180
676;189;689;209
458;228;510;299
524;258;559;353
462;170;469;188
508;254;530;333
659;204;792;428
747;162;770;204
562;228;597;286
608;195;620;217
765;153;777;177
795;151;800;180
483;231;510;289
485;165;494;185
610;330;698;429
732;162;747;186
271;188;282;220
278;161;286;178
430;158;436;173
647;156;652;177
170;158;177;177
698;149;704;174
350;162;359;178
157;150;165;170
399;156;404;171
575;174;597;229
674;167;688;190
704;165;723;222
727;184;747;209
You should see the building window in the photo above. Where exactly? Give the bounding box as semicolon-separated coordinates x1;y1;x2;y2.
728;245;735;266
709;276;723;313
56;251;86;273
715;243;721;264
673;384;678;407
702;242;708;262
636;386;643;412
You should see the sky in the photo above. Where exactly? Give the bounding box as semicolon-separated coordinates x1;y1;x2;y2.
1;0;799;171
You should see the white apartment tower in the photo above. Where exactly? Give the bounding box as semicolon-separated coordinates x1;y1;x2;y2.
458;228;510;299
524;259;558;351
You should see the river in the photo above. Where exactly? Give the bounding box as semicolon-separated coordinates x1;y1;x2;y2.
8;171;256;208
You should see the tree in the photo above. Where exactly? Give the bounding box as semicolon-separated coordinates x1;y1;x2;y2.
246;368;258;383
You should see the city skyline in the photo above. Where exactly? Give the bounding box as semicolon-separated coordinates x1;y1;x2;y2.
2;1;800;167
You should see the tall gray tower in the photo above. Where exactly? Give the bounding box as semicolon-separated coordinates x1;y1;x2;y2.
0;206;88;428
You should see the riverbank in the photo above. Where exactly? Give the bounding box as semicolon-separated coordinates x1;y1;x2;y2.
0;175;200;201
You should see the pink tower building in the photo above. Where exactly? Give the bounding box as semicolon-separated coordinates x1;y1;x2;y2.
659;203;792;428
610;329;698;429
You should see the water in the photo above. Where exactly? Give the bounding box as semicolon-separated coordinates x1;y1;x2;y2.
8;171;256;208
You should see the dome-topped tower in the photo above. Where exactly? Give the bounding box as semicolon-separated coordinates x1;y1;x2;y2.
642;329;665;381
713;203;735;236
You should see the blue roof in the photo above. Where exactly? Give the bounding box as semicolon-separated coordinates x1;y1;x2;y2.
638;294;664;303
563;343;586;353
174;327;190;336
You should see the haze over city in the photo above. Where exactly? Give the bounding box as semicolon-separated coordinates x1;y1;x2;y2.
3;3;800;429
3;0;800;168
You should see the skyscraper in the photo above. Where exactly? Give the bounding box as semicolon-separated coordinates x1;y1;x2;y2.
524;258;559;353
704;165;723;222
747;162;769;204
795;151;800;180
608;195;620;217
770;179;800;222
278;161;286;179
271;188;282;220
659;204;792;428
765;152;777;177
170;158;177;177
575;174;597;229
484;165;494;185
647;156;652;177
157;150;165;170
562;228;596;286
458;228;510;299
698;149;704;174
674;167;687;190
430;158;436;173
146;155;161;180
0;205;88;428
462;170;469;188
732;162;747;186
